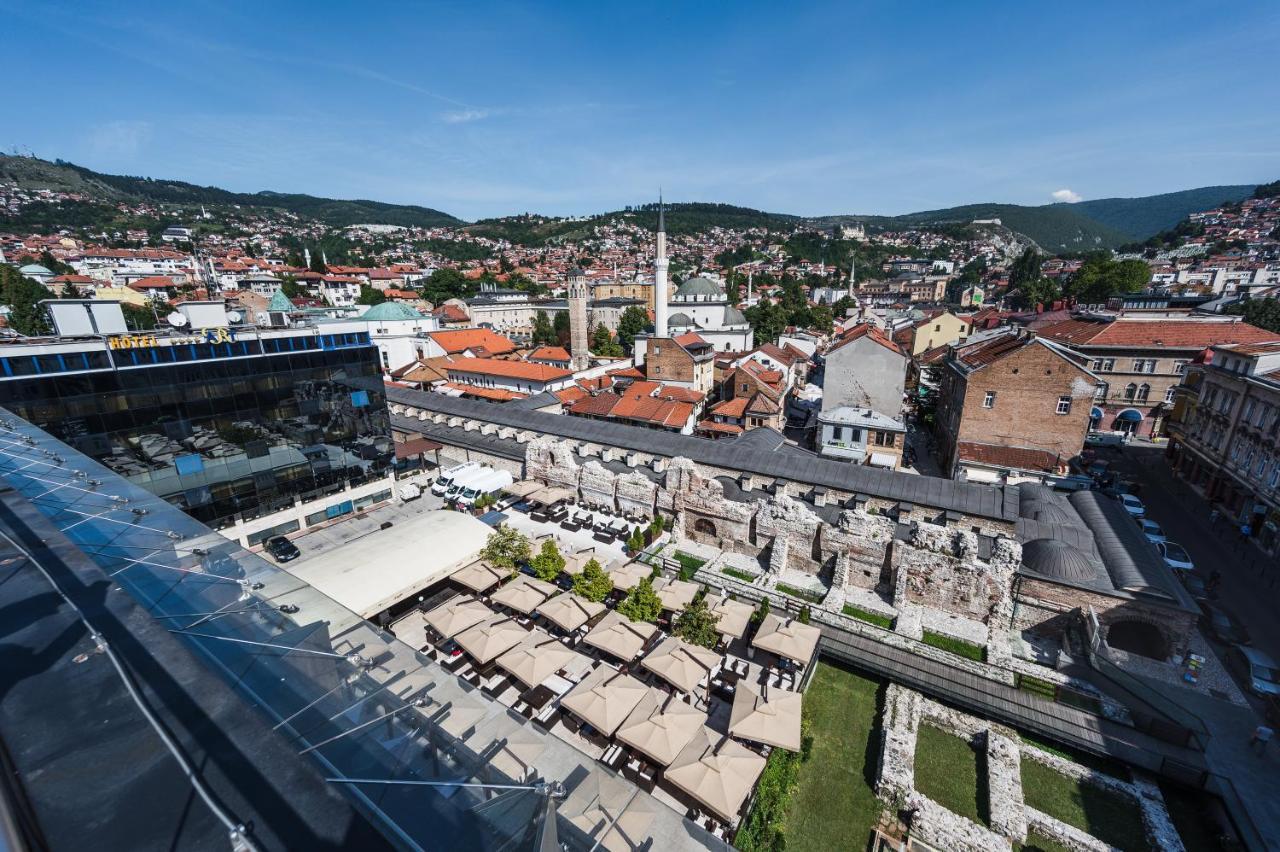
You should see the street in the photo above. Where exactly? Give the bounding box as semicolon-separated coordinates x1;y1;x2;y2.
1100;440;1280;716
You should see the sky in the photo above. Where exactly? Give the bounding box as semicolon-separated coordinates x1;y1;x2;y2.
5;1;1279;221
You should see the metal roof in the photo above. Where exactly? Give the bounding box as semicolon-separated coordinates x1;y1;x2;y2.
386;388;1017;521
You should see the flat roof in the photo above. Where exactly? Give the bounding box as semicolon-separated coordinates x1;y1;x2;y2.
288;510;492;618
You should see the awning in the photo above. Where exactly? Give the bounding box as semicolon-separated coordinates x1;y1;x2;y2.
1090;407;1103;420
641;636;721;694
651;577;699;612
663;727;767;823
868;452;897;469
423;595;494;639
489;575;558;614
533;593;606;633
606;561;651;592
451;560;510;594
496;633;586;689
1117;409;1144;422
708;595;754;639
454;615;530;665
504;480;544;499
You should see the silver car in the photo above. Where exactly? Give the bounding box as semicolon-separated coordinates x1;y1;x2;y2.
1228;645;1280;698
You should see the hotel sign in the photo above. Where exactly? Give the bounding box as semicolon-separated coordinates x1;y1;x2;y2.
108;327;237;350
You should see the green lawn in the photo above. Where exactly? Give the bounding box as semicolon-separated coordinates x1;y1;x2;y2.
738;661;884;852
673;551;706;580
776;582;825;604
914;723;988;826
1020;758;1149;851
921;630;986;662
842;604;894;629
721;565;756;582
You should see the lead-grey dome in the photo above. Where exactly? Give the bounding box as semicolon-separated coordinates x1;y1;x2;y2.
668;312;693;327
723;305;748;325
1021;538;1097;583
1022;502;1075;525
674;276;721;298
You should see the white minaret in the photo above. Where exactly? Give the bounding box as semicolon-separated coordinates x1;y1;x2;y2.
653;196;669;339
747;270;753;304
847;255;856;299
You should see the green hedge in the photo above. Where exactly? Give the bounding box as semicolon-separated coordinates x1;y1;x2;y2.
722;566;756;582
921;630;985;662
776;583;824;604
673;551;707;581
734;719;812;851
842;604;893;629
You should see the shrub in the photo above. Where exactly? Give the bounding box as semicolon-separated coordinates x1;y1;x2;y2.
529;539;566;582
841;604;893;629
617;576;662;623
721;566;755;582
572;557;614;602
776;582;824;604
673;593;721;648
480;526;531;571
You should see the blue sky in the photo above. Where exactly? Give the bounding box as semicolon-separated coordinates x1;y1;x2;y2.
5;1;1279;221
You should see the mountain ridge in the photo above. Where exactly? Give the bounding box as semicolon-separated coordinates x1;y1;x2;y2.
0;154;1260;250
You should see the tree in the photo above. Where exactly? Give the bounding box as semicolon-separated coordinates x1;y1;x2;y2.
1064;253;1150;304
617;576;663;623
810;304;834;334
832;295;855;318
357;284;386;306
1224;299;1280;334
121;302;158;330
1008;248;1043;292
308;250;327;274
480;526;531;572
553;311;571;346
751;597;770;625
616;305;649;352
798;605;811;625
744;301;788;346
531;311;556;345
420;267;472;304
573;558;614;602
592;323;623;356
279;274;304;299
626;528;644;553
0;265;54;335
673;594;721;648
530;539;566;582
1011;276;1061;310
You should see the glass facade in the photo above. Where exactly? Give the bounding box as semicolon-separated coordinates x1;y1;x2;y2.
0;332;392;528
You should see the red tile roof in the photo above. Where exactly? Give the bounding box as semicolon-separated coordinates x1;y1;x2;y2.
429;328;517;355
441;382;527;401
953;333;1035;368
528;345;571;363
697;420;744;435
447;358;571;383
127;276;177;290
1038;318;1280;349
829;323;902;356
956;442;1061;473
711;397;750;418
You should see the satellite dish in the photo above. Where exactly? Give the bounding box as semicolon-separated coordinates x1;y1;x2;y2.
166;312;189;327
226;310;243;324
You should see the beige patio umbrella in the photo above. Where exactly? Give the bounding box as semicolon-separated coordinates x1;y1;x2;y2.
454;616;529;665
389;608;431;649
427;691;488;740
489;575;558;614
560;664;648;736
496;633;585;689
534;593;606;633
451;560;510;594
423;595;493;639
481;722;546;782
563;547;600;576
606;561;651;592
561;764;656;851
583;610;658;663
530;485;573;505
504;479;544;499
708;595;754;640
652;577;699;612
615;687;706;766
640;636;721;694
729;682;803;752
750;612;822;665
664;727;767;823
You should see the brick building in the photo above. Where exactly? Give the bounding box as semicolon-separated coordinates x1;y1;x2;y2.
935;330;1097;483
642;332;715;395
1037;315;1280;438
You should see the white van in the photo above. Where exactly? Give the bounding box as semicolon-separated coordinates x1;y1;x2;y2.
431;461;480;496
445;466;495;501
457;469;515;508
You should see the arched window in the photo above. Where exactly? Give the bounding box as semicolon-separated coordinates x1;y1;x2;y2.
1136;383;1150;403
1124;383;1137;401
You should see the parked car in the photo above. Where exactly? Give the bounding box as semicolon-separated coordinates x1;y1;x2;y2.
1047;474;1095;492
1199;603;1251;645
1226;645;1280;698
1157;541;1195;572
263;535;301;563
1137;518;1166;543
1117;493;1146;518
1179;572;1210;603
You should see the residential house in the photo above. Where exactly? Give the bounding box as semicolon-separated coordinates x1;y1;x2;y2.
896;310;971;357
1037;316;1280;438
821;323;908;420
527;345;573;369
934;329;1098;483
817;406;906;468
423;328;518;359
642;332;716;396
565;381;700;434
700;361;785;436
443;358;574;401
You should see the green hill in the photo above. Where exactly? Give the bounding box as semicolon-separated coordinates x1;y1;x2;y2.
466;203;797;245
0;155;461;228
1070;185;1254;239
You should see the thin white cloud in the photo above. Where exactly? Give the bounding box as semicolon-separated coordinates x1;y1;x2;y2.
1051;188;1083;203
87;120;153;157
441;108;493;124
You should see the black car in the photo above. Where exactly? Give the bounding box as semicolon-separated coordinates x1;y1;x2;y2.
1199;602;1250;646
264;535;301;563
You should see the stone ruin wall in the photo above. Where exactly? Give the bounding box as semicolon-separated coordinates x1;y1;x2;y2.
895;522;1019;621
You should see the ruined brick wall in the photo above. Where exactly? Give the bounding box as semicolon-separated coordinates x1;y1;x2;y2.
1014;577;1195;660
578;460;617;507
896;521;1017;622
525;437;580;490
753;495;825;574
616;470;658;517
823;510;896;591
665;458;755;551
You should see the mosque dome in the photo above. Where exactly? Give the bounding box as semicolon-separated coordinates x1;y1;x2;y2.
360;302;423;321
674;276;721;298
19;264;53;277
668;312;693;327
723;305;748;325
1021;539;1097;583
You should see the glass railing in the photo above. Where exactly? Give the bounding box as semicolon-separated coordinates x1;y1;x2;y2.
0;405;686;852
